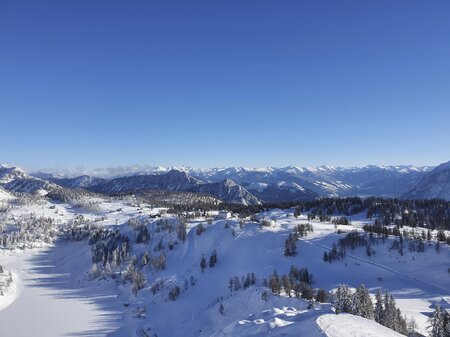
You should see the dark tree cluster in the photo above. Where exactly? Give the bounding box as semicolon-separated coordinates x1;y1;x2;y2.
293;197;450;231
135;225;150;244
209;249;217;267
266;267;315;300
228;273;256;292
364;223;448;251
284;234;298;256
168;286;181;301
176;220;187;242
128;190;221;212
284;223;314;256
196;223;206;235
200;249;218;272
324;231;377;263
332;216;351;226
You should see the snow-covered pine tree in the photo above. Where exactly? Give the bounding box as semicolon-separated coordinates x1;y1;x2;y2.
352;284;374;319
429;305;446;337
384;294;404;331
334;284;352;314
375;289;385;325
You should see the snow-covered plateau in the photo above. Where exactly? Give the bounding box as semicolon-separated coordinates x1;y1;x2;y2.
0;191;449;337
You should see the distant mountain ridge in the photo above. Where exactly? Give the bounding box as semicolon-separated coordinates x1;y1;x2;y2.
0;165;61;195
402;160;450;200
2;162;448;203
88;170;261;205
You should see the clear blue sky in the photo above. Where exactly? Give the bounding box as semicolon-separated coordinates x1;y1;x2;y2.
1;0;449;170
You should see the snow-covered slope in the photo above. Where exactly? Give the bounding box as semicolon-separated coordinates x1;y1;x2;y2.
0;195;448;336
403;160;450;200
0;187;12;201
0;165;28;184
3;178;59;195
0;164;60;195
196;178;261;205
317;314;404;337
246;181;319;203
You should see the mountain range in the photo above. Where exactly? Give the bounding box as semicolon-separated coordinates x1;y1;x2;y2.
1;161;449;204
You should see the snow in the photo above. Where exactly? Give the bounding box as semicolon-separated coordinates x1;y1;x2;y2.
0;165;28;184
0;245;121;337
0;187;12;201
317;314;404;337
0;268;16;311
0;199;448;336
276;181;306;190
245;182;268;191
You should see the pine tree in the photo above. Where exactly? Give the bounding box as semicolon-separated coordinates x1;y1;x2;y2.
406;318;417;336
384;294;397;330
196;223;205;235
335;284;352;314
284;234;297;256
315;289;326;303
269;270;280;294
352;284;374;319
430;305;446;337
261;291;268;301
374;289;385;325
234;276;241;291
200;256;207;272
209;249;217;268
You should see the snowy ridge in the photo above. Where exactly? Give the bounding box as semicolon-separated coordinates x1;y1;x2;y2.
0;164;61;195
403;160;450;200
32;163;435;199
6;161;450;201
0;165;28;184
195;178;261;205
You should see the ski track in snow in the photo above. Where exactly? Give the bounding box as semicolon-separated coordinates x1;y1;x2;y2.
300;237;449;294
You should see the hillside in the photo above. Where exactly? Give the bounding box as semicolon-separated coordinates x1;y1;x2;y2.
403;160;450;200
1;193;448;336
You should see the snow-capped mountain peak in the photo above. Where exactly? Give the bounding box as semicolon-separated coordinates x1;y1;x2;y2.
0;164;29;183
